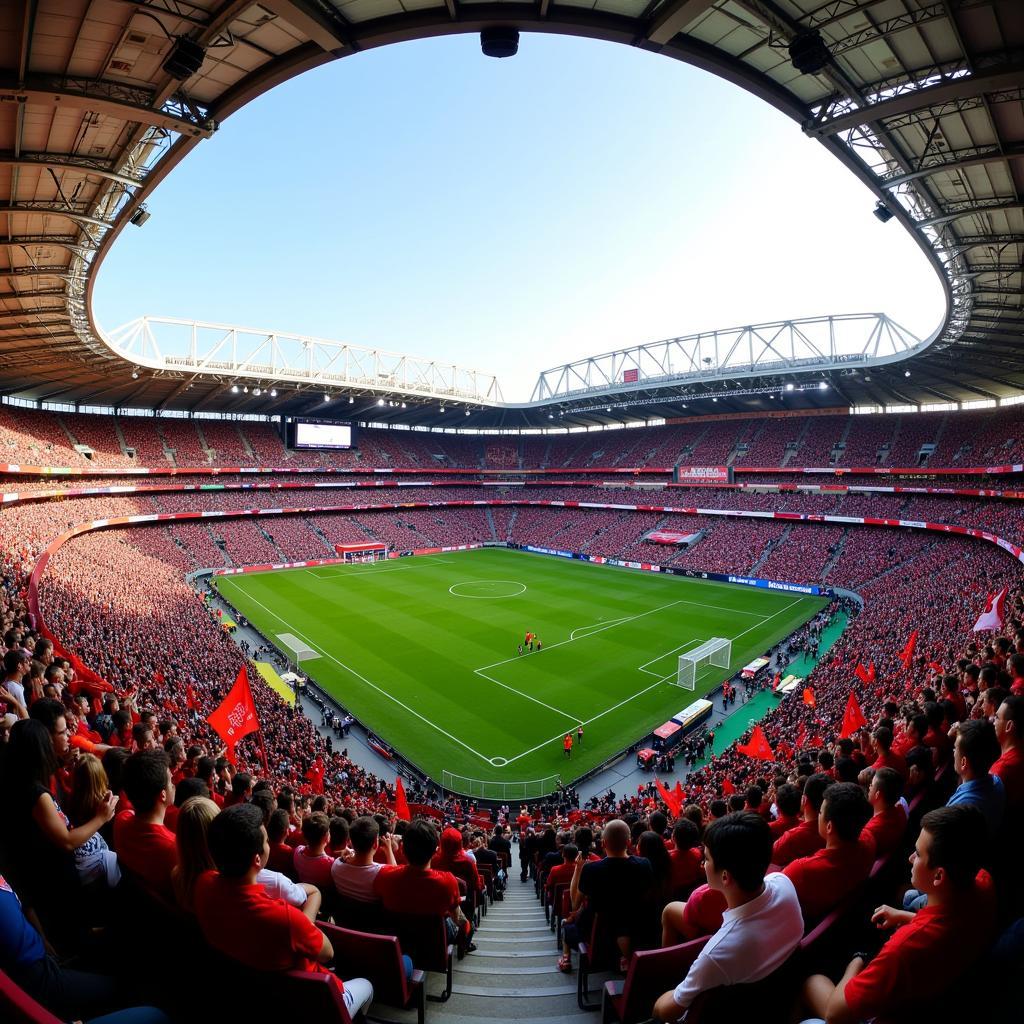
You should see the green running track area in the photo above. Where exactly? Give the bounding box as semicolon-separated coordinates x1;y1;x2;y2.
213;548;826;797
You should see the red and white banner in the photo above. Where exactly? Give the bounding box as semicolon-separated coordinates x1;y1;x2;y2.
974;586;1009;632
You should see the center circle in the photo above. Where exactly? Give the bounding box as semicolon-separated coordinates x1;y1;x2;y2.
448;580;527;599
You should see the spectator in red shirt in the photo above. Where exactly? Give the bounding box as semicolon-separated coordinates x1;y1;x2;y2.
869;726;907;780
862;767;908;858
782;782;874;924
374;819;475;950
940;675;968;723
196;803;373;1019
668;819;704;897
432;826;482;895
293;811;336;893
112;749;178;904
802;806;996;1024
223;771;252;808
545;843;578;897
266;808;298;879
771;773;830;867
767;784;801;840
993;695;1024;811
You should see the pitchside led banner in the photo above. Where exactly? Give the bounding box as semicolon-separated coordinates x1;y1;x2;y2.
677;466;732;484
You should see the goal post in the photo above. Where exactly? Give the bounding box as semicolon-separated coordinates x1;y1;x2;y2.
676;637;732;690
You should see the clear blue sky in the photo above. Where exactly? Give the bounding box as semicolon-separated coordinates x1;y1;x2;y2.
94;33;944;401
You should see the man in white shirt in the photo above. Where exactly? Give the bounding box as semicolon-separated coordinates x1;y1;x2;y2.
257;866;314;908
331;815;398;901
0;649;29;718
654;811;804;1021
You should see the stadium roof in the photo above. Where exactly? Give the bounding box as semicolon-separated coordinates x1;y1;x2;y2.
0;0;1021;429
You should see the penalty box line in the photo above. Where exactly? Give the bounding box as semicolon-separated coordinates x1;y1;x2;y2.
471;598;694;727
216;577;499;767
500;594;813;766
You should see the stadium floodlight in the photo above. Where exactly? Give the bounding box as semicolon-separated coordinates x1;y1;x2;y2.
676;638;732;690
323;393;330;402
904;370;911;377
349;397;354;404
786;383;795;391
819;381;828;390
231;384;239;393
377;398;385;406
270;389;277;397
129;205;150;227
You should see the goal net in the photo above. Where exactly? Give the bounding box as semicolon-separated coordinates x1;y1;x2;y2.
675;637;732;690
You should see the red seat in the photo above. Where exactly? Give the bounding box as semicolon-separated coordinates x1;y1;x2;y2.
275;971;355;1024
319;922;426;1024
601;937;709;1024
0;970;63;1024
577;913;622;1010
389;913;456;1003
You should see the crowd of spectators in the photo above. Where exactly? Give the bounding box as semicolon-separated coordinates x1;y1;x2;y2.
0;410;1023;1020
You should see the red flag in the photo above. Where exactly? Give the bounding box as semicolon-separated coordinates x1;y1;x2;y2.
206;666;260;764
973;586;1008;632
839;691;867;739
394;776;412;821
736;725;775;762
772;672;781;692
809;734;825;748
898;631;918;671
854;661;876;684
722;778;737;796
305;756;325;795
777;740;794;760
655;777;683;816
803;687;816;708
185;683;199;711
672;781;685;808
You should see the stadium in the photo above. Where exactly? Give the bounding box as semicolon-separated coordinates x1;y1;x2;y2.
0;2;1021;1023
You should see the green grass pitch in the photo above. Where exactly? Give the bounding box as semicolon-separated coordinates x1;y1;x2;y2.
213;548;826;795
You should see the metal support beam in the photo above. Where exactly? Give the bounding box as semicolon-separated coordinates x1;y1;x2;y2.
0;152;144;189
0;77;214;138
645;0;716;46
258;0;352;52
0;202;112;231
807;62;1024;137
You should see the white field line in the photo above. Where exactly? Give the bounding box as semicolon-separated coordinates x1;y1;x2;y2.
474;599;687;675
217;577;497;766
306;566;410;579
501;595;813;766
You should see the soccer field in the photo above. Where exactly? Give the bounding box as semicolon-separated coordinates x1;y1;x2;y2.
213;548;826;796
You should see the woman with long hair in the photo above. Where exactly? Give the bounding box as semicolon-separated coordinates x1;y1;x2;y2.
1;719;116;948
171;796;219;913
67;754;121;888
637;830;673;912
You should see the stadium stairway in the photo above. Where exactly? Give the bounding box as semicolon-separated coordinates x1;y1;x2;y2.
436;881;601;1024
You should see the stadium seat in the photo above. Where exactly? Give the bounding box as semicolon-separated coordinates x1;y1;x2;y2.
0;970;63;1024
318;922;426;1024
601;936;709;1024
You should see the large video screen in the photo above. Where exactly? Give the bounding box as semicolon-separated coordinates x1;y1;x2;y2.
293;421;353;450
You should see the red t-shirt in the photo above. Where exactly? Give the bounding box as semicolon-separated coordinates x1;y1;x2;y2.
668;847;704;893
768;813;800;840
681;883;726;939
546;861;575;893
113;811;177;903
293;846;335;891
991;746;1024;810
862;806;908;858
872;750;908;780
373;865;460;917
163;804;179;834
194;872;332;981
268;842;298;880
844;882;996;1021
781;836;876;923
771;818;824;867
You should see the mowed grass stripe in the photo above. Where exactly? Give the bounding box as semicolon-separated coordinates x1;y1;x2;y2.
214;549;826;785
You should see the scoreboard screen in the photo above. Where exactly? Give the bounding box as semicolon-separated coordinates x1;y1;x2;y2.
292;421;353;450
